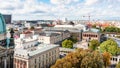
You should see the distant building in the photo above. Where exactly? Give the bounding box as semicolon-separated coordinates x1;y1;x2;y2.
3;14;12;24
38;30;70;44
59;47;75;56
24;21;37;29
14;34;59;68
45;27;83;41
82;28;101;42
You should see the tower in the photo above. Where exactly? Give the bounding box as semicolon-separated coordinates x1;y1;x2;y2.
9;28;15;47
0;13;7;47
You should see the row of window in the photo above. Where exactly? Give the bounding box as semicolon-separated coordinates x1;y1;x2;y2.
83;34;98;37
111;58;120;62
34;49;58;68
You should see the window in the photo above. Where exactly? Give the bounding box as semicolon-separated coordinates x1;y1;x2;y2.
39;57;41;62
35;65;36;68
46;53;48;58
39;63;40;68
49;52;51;56
52;51;54;55
115;58;117;61
35;59;36;64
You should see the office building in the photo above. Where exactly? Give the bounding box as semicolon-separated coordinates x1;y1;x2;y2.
3;14;12;24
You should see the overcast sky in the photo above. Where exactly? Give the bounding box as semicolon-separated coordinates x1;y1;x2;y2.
0;0;120;20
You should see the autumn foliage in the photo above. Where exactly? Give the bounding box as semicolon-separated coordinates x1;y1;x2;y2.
51;48;105;68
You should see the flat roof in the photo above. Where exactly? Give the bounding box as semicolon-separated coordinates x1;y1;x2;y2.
84;28;100;33
14;44;59;59
39;32;60;37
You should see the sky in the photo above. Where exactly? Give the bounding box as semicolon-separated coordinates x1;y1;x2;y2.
0;0;120;20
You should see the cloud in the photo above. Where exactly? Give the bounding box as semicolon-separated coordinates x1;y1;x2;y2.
0;0;120;20
50;0;79;5
85;0;99;6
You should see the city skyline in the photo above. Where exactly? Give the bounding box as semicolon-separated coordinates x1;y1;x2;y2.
0;0;120;20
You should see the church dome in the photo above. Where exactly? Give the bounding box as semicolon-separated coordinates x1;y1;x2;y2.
0;13;6;34
0;13;7;47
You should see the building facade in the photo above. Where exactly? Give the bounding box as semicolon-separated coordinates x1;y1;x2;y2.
14;35;59;68
0;47;14;68
3;14;12;24
38;30;70;44
82;29;101;41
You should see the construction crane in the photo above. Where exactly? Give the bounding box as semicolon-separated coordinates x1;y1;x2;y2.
83;15;91;22
83;14;92;30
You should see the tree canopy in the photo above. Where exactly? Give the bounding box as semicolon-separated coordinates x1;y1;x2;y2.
30;26;35;30
62;39;73;49
89;39;100;50
102;52;111;68
104;26;120;33
100;39;119;56
51;48;104;68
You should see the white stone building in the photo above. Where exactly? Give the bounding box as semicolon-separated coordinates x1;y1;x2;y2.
14;34;59;68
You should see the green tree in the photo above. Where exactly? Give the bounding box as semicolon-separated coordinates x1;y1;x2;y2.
92;24;96;28
62;40;73;49
70;33;79;43
117;48;120;55
116;62;120;68
104;26;120;33
100;39;118;56
30;26;35;30
102;52;111;68
89;39;100;50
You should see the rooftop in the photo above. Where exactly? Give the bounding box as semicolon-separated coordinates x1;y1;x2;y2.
14;44;59;59
84;28;100;33
39;32;61;37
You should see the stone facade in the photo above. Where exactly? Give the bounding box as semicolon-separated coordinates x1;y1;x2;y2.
0;47;14;68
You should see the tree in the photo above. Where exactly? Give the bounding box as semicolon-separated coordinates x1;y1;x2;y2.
89;39;100;50
104;26;120;33
62;40;73;49
68;37;78;43
117;48;120;55
100;39;118;56
116;62;120;68
80;51;103;68
92;24;96;28
51;49;104;68
102;52;111;68
30;26;35;30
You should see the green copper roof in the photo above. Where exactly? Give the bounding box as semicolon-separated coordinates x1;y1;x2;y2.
0;13;6;34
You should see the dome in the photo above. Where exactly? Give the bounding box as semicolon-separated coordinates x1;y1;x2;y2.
0;14;6;34
0;13;7;47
